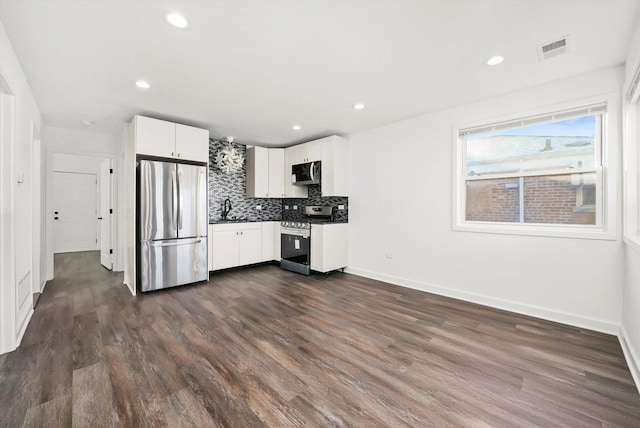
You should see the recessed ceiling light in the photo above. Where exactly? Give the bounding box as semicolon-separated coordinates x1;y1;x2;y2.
167;13;188;29
135;80;151;89
292;125;301;131
485;55;504;66
81;120;94;125
353;103;365;110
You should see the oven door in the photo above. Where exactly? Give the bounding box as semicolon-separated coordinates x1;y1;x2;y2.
281;232;311;275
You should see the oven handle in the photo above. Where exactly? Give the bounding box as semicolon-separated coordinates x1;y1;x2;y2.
281;232;310;239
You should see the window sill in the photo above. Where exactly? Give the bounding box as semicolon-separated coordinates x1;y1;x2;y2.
453;221;615;241
624;235;640;253
573;206;596;213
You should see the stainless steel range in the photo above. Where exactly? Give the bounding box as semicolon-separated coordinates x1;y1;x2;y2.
280;206;335;275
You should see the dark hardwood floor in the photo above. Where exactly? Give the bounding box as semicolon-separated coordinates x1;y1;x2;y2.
1;251;639;427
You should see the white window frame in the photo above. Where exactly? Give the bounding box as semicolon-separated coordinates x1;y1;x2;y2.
623;66;640;251
453;94;618;240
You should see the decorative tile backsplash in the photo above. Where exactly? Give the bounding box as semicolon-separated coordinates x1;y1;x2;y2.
208;139;281;222
281;186;349;221
208;139;348;222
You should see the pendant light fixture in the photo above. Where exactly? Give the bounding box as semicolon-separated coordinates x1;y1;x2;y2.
214;136;244;174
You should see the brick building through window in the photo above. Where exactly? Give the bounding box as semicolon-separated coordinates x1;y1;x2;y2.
460;108;602;227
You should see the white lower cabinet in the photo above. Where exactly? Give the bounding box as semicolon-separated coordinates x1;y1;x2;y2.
261;222;275;261
310;223;348;273
274;222;281;262
209;222;262;271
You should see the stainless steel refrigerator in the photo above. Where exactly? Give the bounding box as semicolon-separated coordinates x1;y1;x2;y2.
138;160;208;292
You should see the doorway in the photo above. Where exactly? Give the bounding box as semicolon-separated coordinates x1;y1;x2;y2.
48;153;117;278
52;171;97;253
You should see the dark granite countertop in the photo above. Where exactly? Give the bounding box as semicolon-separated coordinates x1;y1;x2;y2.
209;218;279;224
210;219;348;225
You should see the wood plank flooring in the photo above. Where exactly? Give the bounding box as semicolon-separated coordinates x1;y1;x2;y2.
1;251;639;427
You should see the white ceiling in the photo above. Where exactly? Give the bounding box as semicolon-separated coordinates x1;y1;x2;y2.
1;0;639;147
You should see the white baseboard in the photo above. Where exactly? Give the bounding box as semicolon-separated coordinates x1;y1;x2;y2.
15;307;33;348
345;267;619;335
619;325;640;394
123;276;135;296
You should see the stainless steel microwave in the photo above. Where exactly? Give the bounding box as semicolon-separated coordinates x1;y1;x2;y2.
292;161;321;186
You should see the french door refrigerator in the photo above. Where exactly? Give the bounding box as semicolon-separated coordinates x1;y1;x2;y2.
138;160;208;292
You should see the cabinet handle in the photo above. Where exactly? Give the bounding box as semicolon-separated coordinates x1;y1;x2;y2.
177;153;181;158
171;152;175;156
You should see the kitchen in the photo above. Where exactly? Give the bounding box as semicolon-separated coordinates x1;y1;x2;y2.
130;115;349;293
1;1;640;426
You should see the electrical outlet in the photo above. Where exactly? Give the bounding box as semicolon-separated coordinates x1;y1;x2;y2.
293;205;298;210
256;205;262;210
284;205;290;210
338;204;345;210
385;253;393;260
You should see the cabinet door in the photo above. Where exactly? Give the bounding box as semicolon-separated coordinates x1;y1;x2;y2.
274;222;281;261
320;136;349;197
283;147;308;198
211;230;239;270
238;228;262;265
261;222;275;261
135;116;174;158
310;223;348;272
208;225;214;270
175;123;210;162
268;149;284;198
246;146;269;198
305;140;322;162
310;225;324;272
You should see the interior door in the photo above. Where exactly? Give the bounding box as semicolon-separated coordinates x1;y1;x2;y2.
53;171;97;253
99;159;112;269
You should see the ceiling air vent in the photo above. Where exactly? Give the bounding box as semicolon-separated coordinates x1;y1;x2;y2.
537;36;570;61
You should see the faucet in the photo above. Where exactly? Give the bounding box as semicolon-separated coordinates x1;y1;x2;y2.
222;198;232;220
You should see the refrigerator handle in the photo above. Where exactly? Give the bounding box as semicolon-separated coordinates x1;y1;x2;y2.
178;169;183;230
197;168;204;237
172;169;178;231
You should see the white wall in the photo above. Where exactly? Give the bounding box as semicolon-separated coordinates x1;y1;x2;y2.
347;66;624;334
44;126;120;156
622;22;640;391
0;20;41;354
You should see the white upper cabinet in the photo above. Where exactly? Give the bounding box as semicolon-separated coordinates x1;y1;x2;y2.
134;116;174;158
175;123;210;162
246;146;269;197
268;149;285;197
320;135;349;197
286;140;322;164
246;147;285;198
133;115;209;163
284;146;308;198
304;140;322;162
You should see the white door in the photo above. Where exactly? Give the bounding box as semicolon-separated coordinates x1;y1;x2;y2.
53;171;97;253
99;159;112;269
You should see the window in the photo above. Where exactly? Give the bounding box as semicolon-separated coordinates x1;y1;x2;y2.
456;103;607;235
